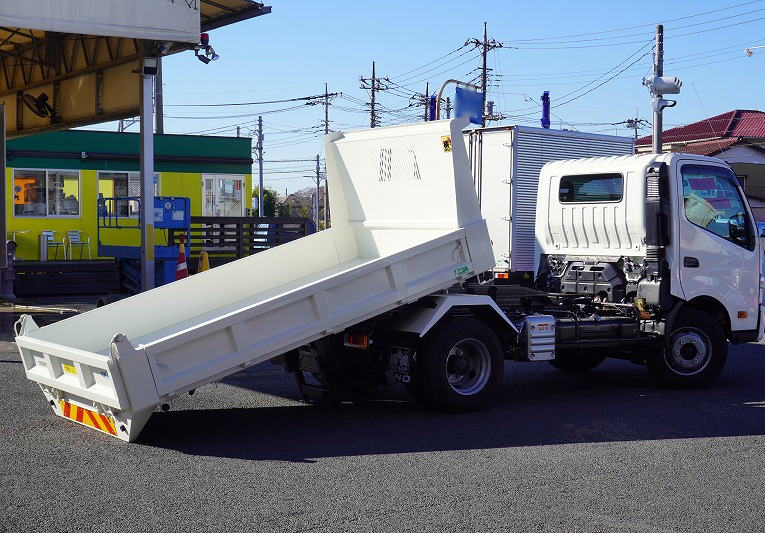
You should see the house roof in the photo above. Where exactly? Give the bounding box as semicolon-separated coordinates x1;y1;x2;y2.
669;137;741;156
636;109;765;146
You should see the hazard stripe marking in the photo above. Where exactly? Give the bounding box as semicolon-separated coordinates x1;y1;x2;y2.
100;413;117;435
58;400;117;436
86;410;102;431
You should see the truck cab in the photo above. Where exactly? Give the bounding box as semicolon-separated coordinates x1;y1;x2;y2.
535;152;764;346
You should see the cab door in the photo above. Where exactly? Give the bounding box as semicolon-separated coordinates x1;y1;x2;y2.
672;159;759;331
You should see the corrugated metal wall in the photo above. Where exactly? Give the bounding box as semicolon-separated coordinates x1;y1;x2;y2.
511;127;633;271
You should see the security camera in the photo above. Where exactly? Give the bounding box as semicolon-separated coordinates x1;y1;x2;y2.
192;33;220;64
643;75;682;95
157;42;174;55
195;50;211;64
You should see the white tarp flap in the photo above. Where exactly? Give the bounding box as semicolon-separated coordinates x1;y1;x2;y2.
0;0;200;43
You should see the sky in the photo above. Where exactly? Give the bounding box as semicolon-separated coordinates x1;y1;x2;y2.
101;0;765;194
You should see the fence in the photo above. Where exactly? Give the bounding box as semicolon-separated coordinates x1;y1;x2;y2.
169;216;315;271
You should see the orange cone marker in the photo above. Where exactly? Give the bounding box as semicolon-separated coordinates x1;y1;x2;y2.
176;235;189;280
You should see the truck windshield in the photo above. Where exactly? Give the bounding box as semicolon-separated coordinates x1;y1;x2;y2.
681;164;752;249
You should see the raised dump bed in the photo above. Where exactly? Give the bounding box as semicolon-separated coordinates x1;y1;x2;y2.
14;118;494;441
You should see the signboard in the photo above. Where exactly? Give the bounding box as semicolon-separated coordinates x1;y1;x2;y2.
0;0;200;43
455;87;484;125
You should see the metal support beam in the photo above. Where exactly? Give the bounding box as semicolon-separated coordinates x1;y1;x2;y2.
257;115;263;216
155;58;163;134
139;72;155;291
652;25;664;154
0;104;6;271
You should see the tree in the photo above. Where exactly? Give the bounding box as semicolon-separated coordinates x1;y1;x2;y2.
252;186;278;217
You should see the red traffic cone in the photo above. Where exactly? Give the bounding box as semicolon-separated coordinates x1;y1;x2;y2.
176;235;189;280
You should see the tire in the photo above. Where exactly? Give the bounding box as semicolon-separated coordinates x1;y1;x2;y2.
646;307;728;388
548;352;606;373
409;318;504;412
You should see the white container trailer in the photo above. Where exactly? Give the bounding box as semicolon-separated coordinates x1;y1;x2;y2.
464;126;634;274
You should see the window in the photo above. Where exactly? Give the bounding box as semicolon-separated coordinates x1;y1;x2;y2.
13;169;80;217
682;165;752;249
98;172;160;217
559;173;623;203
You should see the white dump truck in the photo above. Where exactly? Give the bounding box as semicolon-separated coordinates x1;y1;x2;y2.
14;119;764;441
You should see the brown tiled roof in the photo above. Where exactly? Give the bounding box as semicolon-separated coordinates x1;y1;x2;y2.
636;109;765;146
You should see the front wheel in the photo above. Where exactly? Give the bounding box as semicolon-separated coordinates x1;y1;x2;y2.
646;308;728;388
409;318;504;412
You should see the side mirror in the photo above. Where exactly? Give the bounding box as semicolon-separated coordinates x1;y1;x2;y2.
728;213;748;243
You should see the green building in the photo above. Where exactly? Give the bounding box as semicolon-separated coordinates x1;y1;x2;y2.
6;130;253;260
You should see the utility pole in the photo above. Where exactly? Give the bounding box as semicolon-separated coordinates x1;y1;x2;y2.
643;25;680;154
323;161;328;229
155;57;164;134
652;24;663;154
323;82;330;228
445;96;452;119
624;118;640;140
466;22;503;127
315;154;321;229
360;61;390;128
628;118;639;140
323;82;330;134
370;62;376;128
257;116;264;217
424;82;429;121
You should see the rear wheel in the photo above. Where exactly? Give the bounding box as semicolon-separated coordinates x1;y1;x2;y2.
646;308;727;388
409;318;504;412
549;352;606;373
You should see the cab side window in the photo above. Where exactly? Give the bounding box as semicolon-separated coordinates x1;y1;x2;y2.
681;165;753;249
558;173;623;203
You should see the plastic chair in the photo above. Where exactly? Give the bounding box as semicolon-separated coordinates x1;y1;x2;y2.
66;230;91;260
41;230;66;260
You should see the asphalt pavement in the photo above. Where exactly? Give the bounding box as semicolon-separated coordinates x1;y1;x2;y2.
2;337;765;532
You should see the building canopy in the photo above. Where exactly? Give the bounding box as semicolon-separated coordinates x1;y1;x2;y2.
0;0;270;137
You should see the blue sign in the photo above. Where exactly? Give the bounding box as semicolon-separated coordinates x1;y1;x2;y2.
541;91;551;129
455;87;484;125
428;95;437;121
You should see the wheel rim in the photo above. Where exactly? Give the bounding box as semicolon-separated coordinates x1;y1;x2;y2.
666;328;711;376
445;338;491;396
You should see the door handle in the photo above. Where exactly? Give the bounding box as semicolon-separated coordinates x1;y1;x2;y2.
683;256;700;268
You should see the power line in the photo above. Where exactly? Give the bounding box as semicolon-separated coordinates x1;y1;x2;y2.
500;0;763;43
389;44;468;79
164;94;336;107
504;5;765;47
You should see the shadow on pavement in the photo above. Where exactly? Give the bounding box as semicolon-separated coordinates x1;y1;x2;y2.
140;349;765;462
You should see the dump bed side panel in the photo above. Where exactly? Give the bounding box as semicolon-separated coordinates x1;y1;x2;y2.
146;230;476;397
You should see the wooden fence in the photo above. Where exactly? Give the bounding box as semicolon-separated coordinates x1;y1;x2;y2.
169;216;314;271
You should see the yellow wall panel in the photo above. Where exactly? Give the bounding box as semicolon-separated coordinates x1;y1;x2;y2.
5;168;252;260
102;62;140;113
60;75;96;121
